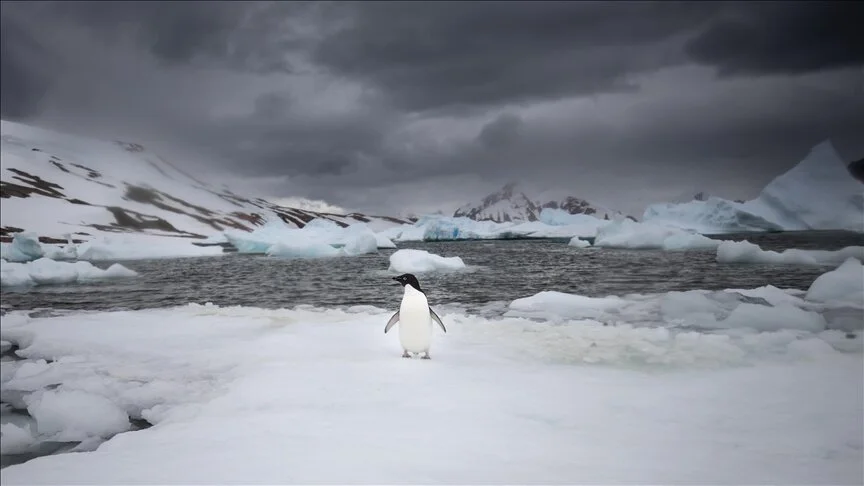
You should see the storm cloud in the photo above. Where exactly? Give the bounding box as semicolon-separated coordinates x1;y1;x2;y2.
2;1;862;217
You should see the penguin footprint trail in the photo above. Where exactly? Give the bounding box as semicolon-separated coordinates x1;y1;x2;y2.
385;273;447;360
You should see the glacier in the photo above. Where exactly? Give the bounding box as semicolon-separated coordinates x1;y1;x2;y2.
643;140;864;234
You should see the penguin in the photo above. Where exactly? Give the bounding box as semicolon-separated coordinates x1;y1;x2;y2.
384;273;447;359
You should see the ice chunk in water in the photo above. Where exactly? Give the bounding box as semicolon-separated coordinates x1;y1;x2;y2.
388;249;466;273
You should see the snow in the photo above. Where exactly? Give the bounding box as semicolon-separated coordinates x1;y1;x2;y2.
540;208;614;226
507;291;625;320
593;220;720;251
643;140;864;233
716;240;864;266
806;258;864;306
0;295;860;484
1;258;138;287
504;285;857;337
26;390;131;442
388;249;467;273
720;303;827;333
0;423;37;455
74;234;224;261
0;120;407;259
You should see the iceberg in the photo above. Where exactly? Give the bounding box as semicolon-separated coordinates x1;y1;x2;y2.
388;249;466;273
805;258;864;306
1;233;45;263
224;218;388;258
568;236;592;248
643;141;864;233
265;239;342;259
0;258;138;287
383;214;608;243
716;240;864;266
593;220;720;251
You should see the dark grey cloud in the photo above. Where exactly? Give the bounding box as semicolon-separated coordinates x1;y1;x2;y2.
1;1;862;217
686;1;864;76
313;1;720;112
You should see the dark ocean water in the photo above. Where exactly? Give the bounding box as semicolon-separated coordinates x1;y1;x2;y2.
3;231;862;315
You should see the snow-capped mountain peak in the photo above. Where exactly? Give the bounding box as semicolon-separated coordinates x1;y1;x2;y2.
454;182;632;223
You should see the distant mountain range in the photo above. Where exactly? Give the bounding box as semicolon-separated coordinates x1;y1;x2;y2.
0;120;410;244
453;182;635;223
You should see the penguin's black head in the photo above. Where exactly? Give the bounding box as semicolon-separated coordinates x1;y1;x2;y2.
392;273;422;292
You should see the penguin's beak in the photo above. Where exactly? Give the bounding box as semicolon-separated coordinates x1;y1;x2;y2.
391;276;401;284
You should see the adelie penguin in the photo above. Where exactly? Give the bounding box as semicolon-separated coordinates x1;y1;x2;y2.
385;273;447;359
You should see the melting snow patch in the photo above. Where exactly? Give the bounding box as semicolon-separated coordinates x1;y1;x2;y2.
717;240;864;266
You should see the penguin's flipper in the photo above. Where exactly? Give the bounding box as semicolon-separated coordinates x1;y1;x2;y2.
384;311;400;333
429;308;447;333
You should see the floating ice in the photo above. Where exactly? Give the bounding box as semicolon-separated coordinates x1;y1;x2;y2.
568;236;592;248
717;240;864;266
0;258;138;287
224;218;387;258
593;220;720;251
1;233;45;263
0;299;860;485
388;249;466;273
265;239;341;259
383;214;607;243
644;141;864;233
806;258;864;306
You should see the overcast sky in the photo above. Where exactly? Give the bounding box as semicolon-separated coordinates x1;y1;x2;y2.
2;1;863;217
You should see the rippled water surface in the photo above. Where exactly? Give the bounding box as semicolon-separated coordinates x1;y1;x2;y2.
3;231;863;314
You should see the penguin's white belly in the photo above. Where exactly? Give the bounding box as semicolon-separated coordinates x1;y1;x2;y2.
398;287;433;353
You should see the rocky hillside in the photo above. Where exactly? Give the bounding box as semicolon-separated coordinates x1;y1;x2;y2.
0;120;409;245
454;182;633;223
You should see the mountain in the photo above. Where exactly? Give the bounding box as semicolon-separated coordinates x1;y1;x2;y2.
643;140;864;234
0;120;409;245
453;182;632;223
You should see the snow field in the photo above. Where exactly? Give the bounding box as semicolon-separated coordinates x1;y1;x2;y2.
0;294;861;484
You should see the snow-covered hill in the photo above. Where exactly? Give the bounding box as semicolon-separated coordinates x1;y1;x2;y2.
0;120;409;247
453;182;632;223
643;140;864;234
